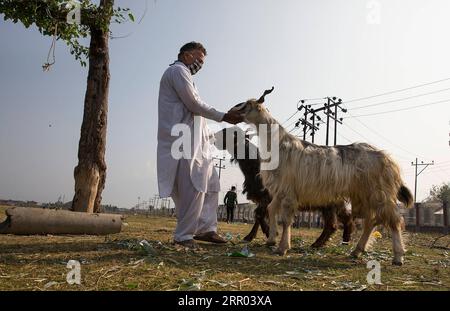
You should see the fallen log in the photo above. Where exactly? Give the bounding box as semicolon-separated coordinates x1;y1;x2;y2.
0;207;123;235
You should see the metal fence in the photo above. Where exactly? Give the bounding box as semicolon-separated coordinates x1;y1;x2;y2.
217;204;256;222
136;201;450;234
403;202;449;233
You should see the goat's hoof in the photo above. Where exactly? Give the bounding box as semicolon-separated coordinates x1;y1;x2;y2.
341;241;350;245
266;240;276;247
310;242;324;249
350;249;363;259
392;257;404;266
275;248;288;256
243;235;253;242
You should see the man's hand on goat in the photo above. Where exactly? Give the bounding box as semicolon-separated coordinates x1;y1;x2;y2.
222;110;245;124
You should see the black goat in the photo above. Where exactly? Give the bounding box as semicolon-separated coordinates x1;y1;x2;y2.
215;127;354;247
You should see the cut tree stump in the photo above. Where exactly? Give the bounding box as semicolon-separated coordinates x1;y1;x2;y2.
0;207;123;235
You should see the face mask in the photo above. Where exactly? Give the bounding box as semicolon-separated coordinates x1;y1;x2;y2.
188;59;203;75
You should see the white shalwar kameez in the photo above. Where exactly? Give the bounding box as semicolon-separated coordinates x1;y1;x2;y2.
157;61;225;242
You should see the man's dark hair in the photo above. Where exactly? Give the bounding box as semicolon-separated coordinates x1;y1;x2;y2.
178;42;207;59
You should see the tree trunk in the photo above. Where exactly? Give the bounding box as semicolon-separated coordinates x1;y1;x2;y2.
71;1;112;213
0;207;122;235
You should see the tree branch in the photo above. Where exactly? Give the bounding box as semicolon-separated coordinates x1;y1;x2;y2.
0;0;106;27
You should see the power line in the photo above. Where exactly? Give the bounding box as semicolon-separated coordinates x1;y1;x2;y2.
432;159;450;166
281;110;299;125
284;78;450;126
297;105;319;142
288;85;447;170
282;98;327;125
345;111;432;160
439;160;450;165
297;98;327;106
308;100;328;106
340;122;412;162
391;154;417;162
411;159;435;203
300;98;433;163
284;118;299;129
422;162;450;171
344;77;450;104
424;167;450;184
292;97;346;144
350;87;450;110
301;97;327;101
323;97;346;145
432;161;450;167
403;165;450;199
341;122;373;143
344;98;450;118
337;132;353;144
289;126;301;134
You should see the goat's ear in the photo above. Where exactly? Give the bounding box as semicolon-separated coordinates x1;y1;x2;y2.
231;101;249;112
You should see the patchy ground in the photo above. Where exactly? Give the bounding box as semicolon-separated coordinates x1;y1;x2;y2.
0;205;449;291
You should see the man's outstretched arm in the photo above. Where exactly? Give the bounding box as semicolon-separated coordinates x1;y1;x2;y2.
172;67;244;124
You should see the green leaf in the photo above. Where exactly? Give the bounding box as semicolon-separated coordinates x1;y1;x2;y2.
0;1;132;66
126;283;138;289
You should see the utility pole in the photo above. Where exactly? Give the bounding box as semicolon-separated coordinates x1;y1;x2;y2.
330;98;346;145
213;156;226;179
293;97;347;145
411;158;435;203
290;96;347;230
302;104;311;140
294;103;321;142
326;98;331;145
309;110;323;144
309;97;346;146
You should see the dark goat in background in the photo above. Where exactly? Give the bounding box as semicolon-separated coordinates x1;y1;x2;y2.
215;127;354;247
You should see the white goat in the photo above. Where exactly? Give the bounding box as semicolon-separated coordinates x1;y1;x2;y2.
231;87;413;265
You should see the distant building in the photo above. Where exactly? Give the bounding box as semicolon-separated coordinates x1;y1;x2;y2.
398;202;445;227
0;199;41;208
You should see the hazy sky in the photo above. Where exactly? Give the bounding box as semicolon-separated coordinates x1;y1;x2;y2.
1;0;450;208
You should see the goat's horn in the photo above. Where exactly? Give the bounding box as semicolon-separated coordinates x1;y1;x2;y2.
257;86;275;103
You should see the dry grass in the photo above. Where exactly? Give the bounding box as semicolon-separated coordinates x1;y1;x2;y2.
0;205;449;291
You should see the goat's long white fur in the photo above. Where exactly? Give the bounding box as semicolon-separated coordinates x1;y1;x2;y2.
234;97;413;265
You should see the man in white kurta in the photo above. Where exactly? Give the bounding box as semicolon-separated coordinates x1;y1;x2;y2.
157;42;243;247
